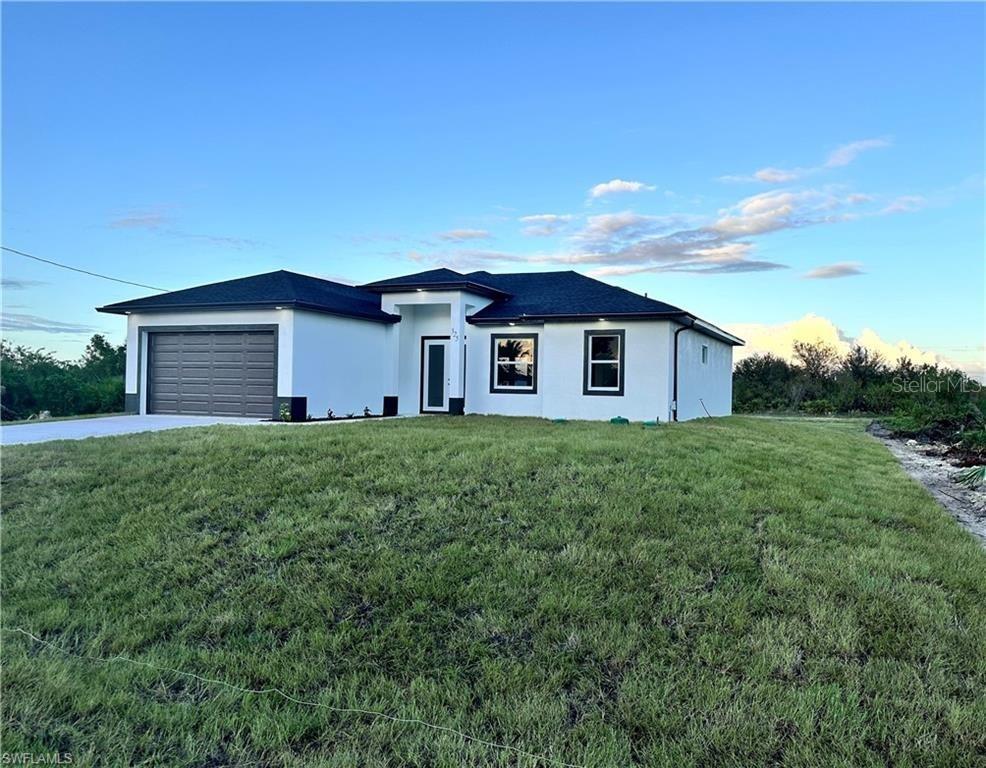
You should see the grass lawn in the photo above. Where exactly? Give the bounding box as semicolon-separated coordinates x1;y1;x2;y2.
2;416;984;767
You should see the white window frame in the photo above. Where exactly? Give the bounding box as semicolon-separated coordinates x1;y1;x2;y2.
490;333;538;394
584;330;625;396
701;344;709;364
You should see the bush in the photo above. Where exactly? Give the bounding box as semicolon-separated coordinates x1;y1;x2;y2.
1;335;126;421
733;342;984;449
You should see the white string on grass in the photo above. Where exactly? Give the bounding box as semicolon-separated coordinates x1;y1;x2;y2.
3;626;584;768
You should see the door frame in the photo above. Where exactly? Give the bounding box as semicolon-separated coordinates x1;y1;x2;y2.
419;335;450;414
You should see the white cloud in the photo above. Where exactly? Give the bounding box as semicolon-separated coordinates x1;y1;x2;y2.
825;138;891;168
711;189;848;237
754;167;802;183
589;179;656;198
578;212;668;244
804;261;865;279
519;214;572;237
880;195;925;214
405;149;936;279
728;313;944;368
722;137;892;185
437;228;492;242
108;205;261;248
1;312;96;334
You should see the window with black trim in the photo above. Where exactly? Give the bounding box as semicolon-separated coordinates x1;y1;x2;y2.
584;330;625;396
490;334;538;394
701;344;709;364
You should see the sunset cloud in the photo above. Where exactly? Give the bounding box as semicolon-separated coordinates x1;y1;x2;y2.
804;261;865;279
728;313;944;368
519;214;572;237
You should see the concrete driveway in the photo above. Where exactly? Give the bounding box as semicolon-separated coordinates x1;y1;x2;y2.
1;415;264;446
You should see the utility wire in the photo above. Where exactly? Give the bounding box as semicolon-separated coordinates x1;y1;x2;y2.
1;246;169;292
3;626;584;768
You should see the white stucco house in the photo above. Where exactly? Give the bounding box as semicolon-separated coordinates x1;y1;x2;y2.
97;268;742;422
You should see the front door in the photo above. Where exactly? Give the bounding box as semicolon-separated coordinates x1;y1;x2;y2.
421;337;450;413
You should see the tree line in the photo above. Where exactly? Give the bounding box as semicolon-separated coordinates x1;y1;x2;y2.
733;341;984;444
1;335;125;421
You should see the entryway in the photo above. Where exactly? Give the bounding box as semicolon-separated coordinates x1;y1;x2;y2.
420;337;449;413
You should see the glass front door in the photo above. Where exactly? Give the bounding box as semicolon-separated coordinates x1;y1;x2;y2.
421;338;449;412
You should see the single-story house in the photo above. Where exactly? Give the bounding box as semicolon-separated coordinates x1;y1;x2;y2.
97;268;743;422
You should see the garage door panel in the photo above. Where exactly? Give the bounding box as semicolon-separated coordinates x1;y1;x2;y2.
148;330;275;417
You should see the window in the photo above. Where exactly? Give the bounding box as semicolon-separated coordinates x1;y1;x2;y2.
583;329;625;396
701;344;709;364
490;334;538;394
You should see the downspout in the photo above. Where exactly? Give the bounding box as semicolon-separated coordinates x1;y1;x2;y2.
672;317;696;422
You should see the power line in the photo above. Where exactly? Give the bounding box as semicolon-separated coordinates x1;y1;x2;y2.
1;245;169;292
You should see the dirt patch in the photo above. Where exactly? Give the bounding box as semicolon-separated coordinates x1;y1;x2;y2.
868;423;986;546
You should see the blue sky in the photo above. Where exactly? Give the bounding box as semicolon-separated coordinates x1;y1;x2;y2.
2;2;983;375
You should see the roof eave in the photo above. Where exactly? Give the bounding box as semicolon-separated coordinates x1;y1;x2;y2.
679;316;745;346
95;300;401;324
467;310;688;325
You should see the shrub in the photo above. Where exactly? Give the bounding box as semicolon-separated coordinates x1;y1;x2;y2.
0;335;125;420
733;343;984;446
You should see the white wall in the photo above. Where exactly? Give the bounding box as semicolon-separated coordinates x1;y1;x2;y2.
291;310;390;417
465;324;545;417
125;308;293;414
467;320;674;422
122;305;734;422
674;327;734;420
396;304;451;413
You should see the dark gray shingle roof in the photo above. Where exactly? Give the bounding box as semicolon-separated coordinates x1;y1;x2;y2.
361;268;510;298
464;270;685;321
97;270;399;323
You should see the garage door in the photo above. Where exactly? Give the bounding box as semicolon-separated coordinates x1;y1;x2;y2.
147;330;276;417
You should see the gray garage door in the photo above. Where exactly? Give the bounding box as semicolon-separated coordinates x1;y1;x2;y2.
147;331;276;417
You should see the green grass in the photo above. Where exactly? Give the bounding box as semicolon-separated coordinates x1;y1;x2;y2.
2;416;984;767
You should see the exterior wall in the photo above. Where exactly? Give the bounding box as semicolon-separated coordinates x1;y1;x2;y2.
465;324;545;417
120;303;735;422
467;320;674;422
674;327;734;420
383;290;494;414
396;304;451;413
290;309;389;417
125;308;293;415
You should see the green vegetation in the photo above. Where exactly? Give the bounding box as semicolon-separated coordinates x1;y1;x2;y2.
2;416;984;766
733;341;985;455
0;335;125;421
